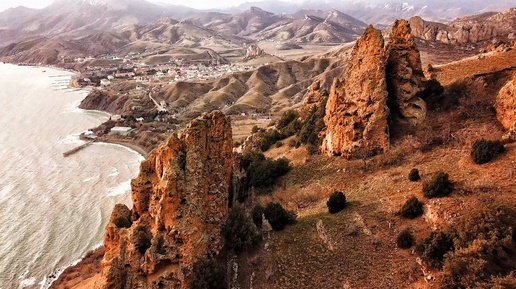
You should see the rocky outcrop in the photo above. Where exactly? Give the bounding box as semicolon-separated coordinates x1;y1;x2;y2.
96;111;234;289
244;44;265;60
386;19;427;125
409;9;516;45
495;74;516;141
321;26;390;158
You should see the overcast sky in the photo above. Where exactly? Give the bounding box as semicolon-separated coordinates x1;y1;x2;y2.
0;0;282;12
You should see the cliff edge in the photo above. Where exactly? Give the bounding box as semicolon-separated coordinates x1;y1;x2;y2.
96;111;234;289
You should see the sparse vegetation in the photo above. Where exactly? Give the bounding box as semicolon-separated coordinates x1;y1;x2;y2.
263;202;296;231
190;257;226;289
408;168;420;181
471;139;505;164
298;99;327;146
223;205;261;254
399;196;424;219
396;229;414;249
438;205;516;288
423;171;453;198
416;231;454;269
326;191;346;214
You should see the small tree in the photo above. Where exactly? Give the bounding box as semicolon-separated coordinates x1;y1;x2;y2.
399;196;424;219
264;202;296;231
416;231;454;269
397;229;414;249
223;205;261;254
471;139;504;164
251;204;264;229
326;191;347;214
423;171;453;198
408;168;420;181
190;257;226;289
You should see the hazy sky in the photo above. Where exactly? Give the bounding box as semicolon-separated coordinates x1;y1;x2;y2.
0;0;284;12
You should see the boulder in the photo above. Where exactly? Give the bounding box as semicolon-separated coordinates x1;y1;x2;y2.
495;74;516;140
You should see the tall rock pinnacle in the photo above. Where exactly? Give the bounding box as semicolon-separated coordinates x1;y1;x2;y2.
96;111;234;289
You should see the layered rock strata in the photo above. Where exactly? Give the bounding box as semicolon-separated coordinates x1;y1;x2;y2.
386;19;427;125
96;111;234;289
321;26;390;158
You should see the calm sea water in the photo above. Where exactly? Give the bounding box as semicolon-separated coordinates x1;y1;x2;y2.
0;64;144;289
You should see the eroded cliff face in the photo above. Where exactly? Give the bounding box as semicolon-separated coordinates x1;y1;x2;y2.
386;19;427;125
409;9;516;45
495;74;516;141
321;26;390;158
96;111;234;289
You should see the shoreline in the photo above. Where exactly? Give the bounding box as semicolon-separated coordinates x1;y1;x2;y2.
11;62;145;289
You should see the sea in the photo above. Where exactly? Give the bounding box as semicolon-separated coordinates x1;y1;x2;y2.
0;63;144;289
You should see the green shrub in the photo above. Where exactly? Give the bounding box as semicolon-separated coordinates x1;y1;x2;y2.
399;196;424;219
251;204;264;229
190;257;226;289
416;231;454;269
423;171;453;198
247;157;290;188
276;110;302;137
251;125;260;133
263;202;296;231
471;139;504;164
326;191;346;214
397;229;414;249
439;205;516;288
240;150;265;171
408;168;420;181
275;141;283;148
223;205;261;254
277;110;299;130
258;129;285;151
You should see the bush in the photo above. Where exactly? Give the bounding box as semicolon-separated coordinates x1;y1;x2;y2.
251;204;264;229
240;150;265;171
471;139;504;164
190;257;226;289
247;157;290;188
416;231;454;269
408;168;420;181
223;205;261;254
423;171;453;198
251;125;260;133
257;129;285;151
399;196;424;219
439;205;516;288
326;191;346;214
275;141;283;148
263;202;296;231
397;229;414;249
277;110;299;130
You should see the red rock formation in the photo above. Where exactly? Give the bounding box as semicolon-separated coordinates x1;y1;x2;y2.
495;74;516;141
321;26;390;158
386;19;427;125
96;111;234;289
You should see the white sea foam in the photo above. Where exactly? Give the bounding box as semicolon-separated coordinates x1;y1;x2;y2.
107;180;132;197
